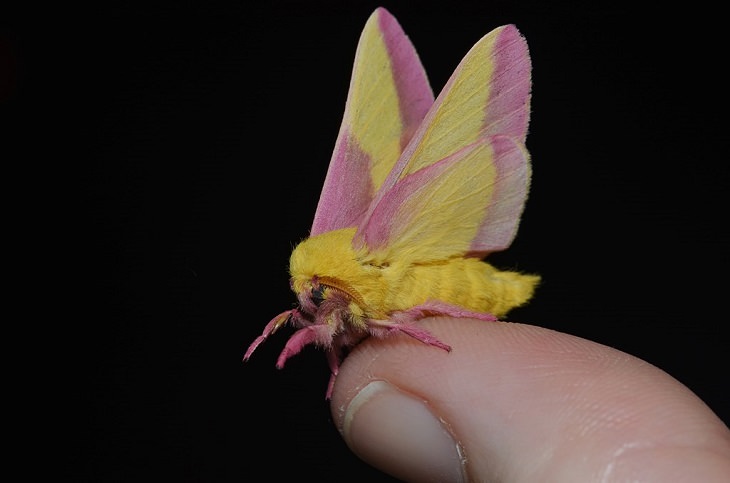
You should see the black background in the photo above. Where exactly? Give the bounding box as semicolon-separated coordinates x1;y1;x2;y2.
6;0;728;481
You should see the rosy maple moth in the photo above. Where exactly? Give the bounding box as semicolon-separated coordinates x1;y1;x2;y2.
245;7;539;398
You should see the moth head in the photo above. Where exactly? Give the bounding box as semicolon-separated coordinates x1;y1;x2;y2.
289;227;382;314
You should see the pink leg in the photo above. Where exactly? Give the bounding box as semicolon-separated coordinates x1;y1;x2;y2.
325;348;341;400
243;310;294;361
398;300;498;322
276;324;335;369
367;301;498;352
389;323;452;351
368;319;452;351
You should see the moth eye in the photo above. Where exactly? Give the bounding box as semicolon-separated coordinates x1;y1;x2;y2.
311;285;326;306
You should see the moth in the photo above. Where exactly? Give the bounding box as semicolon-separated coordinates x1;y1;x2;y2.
245;7;539;398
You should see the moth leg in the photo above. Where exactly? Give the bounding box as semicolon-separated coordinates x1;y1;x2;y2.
397;300;498;322
276;324;336;369
366;301;498;352
325;347;342;400
367;318;452;352
243;309;296;361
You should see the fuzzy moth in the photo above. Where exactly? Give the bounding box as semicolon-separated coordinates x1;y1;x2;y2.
245;7;539;398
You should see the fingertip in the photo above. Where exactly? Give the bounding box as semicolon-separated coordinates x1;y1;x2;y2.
331;317;730;481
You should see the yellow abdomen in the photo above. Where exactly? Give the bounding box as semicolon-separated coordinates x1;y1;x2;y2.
385;257;539;318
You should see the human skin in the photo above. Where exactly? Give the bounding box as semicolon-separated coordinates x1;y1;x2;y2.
330;317;730;482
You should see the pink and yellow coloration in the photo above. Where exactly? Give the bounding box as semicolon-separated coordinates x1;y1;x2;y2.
244;7;540;398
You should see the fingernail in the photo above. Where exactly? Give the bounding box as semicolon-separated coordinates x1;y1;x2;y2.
342;381;465;483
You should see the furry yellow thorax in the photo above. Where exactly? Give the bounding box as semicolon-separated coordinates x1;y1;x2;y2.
289;227;539;320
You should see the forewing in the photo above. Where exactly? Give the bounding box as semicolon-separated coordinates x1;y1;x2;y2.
310;7;434;235
358;24;532;257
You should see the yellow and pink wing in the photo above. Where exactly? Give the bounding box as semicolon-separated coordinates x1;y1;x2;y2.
310;7;434;235
355;24;533;262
